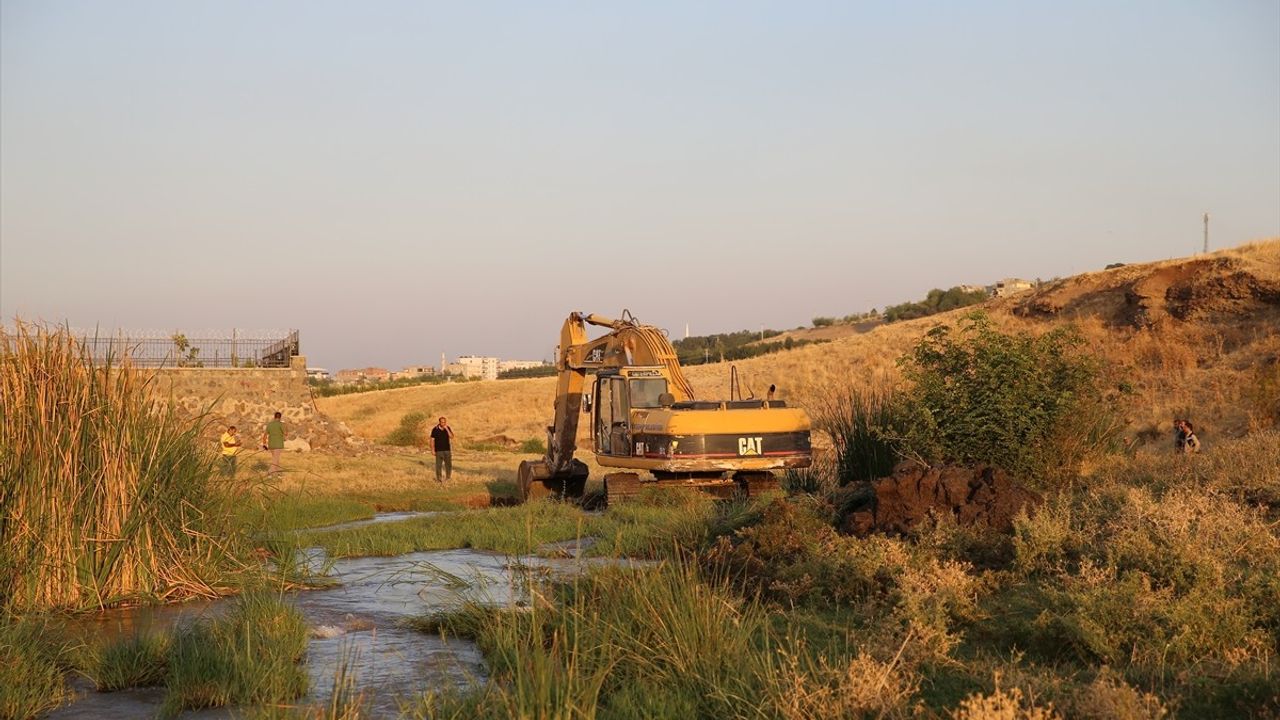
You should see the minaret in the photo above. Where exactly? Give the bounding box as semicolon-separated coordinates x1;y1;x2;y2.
440;351;445;373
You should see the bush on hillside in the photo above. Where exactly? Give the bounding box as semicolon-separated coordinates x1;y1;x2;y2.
812;316;836;327
898;312;1123;486
814;314;1122;490
883;286;989;323
384;411;428;446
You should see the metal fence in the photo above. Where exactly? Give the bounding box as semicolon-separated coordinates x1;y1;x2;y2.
77;329;300;368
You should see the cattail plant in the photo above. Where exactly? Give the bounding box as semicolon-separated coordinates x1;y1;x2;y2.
0;322;248;612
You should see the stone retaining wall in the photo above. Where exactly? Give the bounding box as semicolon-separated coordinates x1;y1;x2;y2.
148;356;354;451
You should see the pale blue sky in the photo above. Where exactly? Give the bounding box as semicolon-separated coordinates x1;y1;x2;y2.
2;1;1277;370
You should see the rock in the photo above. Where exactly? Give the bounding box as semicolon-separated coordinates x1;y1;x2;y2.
284;438;312;452
311;624;344;639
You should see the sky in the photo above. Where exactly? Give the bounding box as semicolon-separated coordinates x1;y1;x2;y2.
2;1;1278;371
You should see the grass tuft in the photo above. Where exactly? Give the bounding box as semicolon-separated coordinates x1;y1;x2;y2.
161;593;309;716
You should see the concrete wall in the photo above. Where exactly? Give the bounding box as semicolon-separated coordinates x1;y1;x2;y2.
148;356;353;450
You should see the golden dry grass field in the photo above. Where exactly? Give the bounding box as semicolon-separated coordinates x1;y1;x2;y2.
319;239;1279;452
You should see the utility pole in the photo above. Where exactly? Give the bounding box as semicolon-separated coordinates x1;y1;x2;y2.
1203;212;1210;254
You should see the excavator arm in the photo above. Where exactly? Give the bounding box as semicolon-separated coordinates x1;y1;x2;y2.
542;311;693;476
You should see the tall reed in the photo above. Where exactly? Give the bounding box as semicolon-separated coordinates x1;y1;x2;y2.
817;386;912;486
0;322;248;612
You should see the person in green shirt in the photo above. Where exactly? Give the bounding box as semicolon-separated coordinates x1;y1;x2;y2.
261;411;286;475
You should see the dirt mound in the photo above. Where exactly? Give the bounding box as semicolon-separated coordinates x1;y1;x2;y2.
839;464;1041;536
1014;251;1280;329
478;434;521;449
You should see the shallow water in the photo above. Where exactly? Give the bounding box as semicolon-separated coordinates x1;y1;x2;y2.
46;513;628;719
301;509;445;534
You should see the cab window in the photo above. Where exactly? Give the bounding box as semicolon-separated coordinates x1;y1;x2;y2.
629;378;669;409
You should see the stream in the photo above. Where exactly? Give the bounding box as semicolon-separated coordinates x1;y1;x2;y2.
45;514;622;719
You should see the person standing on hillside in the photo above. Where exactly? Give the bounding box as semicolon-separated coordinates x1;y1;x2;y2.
1182;420;1202;454
262;411;286;475
430;416;455;483
220;425;242;477
1173;418;1189;453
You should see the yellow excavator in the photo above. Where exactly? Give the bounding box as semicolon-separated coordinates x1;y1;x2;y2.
517;311;812;504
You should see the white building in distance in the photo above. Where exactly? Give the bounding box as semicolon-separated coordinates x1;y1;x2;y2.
499;360;546;372
456;355;500;381
991;278;1035;297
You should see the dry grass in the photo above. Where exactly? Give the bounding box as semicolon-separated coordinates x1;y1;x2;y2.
268;448;526;502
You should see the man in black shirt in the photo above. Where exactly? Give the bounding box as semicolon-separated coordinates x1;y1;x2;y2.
430;416;455;482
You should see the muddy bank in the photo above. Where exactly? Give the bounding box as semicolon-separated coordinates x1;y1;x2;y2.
839;463;1041;536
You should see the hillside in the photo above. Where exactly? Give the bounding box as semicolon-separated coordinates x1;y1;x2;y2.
318;240;1279;448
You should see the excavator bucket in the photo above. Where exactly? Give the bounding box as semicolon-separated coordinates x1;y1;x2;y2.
518;459;588;502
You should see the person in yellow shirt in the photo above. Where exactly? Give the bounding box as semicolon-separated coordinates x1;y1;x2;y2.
220;425;243;477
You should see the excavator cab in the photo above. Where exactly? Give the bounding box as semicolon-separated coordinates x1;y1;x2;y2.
592;368;668;457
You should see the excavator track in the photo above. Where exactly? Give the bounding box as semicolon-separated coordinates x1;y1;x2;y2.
733;471;782;498
603;472;644;506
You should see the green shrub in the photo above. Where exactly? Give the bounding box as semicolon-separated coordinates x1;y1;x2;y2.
709;500;981;665
384;411;428;446
519;437;547;454
813;316;836;327
899;312;1122;486
883;287;989;324
1012;476;1280;681
498;365;559;380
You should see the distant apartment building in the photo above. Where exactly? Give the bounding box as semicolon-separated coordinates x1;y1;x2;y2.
956;284;989;296
991;278;1035;297
398;365;436;378
455;355;500;381
306;367;330;381
498;360;546;372
334;367;391;384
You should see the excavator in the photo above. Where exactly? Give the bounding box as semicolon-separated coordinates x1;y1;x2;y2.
517;311;812;505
